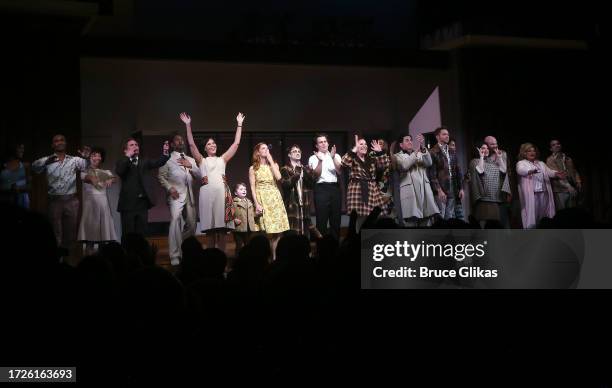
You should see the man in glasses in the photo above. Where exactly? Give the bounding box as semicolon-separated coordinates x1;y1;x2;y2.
280;144;320;239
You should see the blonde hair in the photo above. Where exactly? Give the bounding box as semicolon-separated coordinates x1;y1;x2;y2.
518;143;540;161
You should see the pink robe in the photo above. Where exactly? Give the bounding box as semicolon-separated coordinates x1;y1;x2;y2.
516;160;556;228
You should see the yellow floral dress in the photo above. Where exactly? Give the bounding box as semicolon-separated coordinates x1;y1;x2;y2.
254;164;289;233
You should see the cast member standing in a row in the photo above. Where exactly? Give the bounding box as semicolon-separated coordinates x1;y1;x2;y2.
516;143;566;229
447;137;465;220
546;139;581;211
309;133;342;241
393;133;439;227
232;182;259;253
180;112;245;251
370;140;394;217
483;136;513;228
78;147;118;254
0;143;30;209
428;127;464;221
250;143;289;260
341;135;390;228
280;144;316;238
468;142;511;228
158;133;201;266
32;135;91;256
116;138;170;237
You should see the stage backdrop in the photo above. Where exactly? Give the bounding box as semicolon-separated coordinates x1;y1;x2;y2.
80;57;459;236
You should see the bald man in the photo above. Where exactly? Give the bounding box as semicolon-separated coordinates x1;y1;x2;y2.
484;136;512;228
484;137;506;162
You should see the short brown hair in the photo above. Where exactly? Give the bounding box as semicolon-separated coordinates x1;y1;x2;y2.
286;144;301;154
313;133;328;150
234;182;247;193
397;134;412;144
434;127;448;137
168;131;182;144
123;137;139;151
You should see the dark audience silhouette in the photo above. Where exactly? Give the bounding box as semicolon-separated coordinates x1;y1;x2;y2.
1;201;609;382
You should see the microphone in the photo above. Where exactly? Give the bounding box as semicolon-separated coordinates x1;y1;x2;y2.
179;153;188;170
267;144;273;151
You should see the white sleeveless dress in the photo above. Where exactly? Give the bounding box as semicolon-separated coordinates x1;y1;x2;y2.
198;156;234;232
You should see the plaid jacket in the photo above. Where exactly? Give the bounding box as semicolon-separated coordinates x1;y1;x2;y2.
427;144;463;196
341;151;390;217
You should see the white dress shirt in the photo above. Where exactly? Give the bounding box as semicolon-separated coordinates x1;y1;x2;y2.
308;152;341;184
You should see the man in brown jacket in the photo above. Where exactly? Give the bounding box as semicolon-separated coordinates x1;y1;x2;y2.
280;144;319;238
427;127;464;220
546;139;582;210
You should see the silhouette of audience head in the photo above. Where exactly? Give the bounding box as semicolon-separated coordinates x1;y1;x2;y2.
276;234;311;262
316;234;339;263
202;248;227;278
179;236;228;285
98;241;136;278
122;233;156;267
2;203;60;278
76;255;117;305
228;234;271;283
124;266;185;321
247;234;272;262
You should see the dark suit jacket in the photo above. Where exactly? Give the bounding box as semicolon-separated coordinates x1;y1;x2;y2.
116;154;170;212
427;144;463;196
